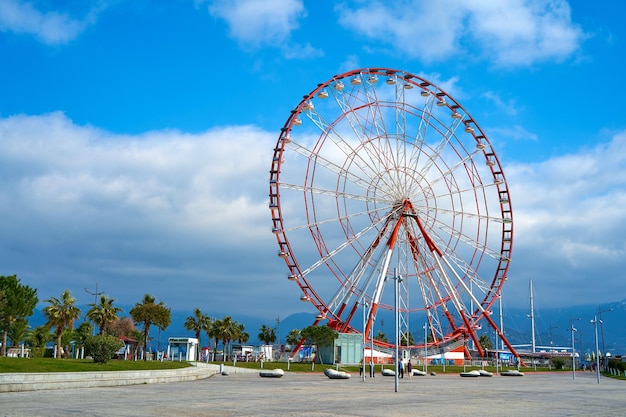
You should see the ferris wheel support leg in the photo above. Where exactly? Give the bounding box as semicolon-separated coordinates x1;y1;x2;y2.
340;303;359;333
459;309;484;358
482;311;526;366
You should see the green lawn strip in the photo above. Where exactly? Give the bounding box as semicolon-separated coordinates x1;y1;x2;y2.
0;357;191;373
1;357;564;375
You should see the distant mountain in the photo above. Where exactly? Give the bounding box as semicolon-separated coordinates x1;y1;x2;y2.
23;299;626;355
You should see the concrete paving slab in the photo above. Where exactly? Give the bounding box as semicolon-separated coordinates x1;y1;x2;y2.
0;369;624;416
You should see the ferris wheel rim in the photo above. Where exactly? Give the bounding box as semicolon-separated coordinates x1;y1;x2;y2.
269;67;513;339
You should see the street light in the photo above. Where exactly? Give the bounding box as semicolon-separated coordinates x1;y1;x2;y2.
84;283;104;336
570;318;580;380
393;269;401;393
598;306;612;360
362;301;369;382
423;321;428;374
590;315;602;384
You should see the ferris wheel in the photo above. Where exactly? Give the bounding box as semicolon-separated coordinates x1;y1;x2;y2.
269;68;519;359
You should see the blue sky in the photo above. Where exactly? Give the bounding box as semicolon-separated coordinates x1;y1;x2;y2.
1;0;624;321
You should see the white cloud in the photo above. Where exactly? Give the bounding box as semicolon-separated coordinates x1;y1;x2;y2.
504;131;626;306
0;0;106;45
488;125;538;142
1;113;624;313
336;0;585;67
336;0;464;62
482;91;519;116
0;112;297;314
208;0;306;49
464;0;584;66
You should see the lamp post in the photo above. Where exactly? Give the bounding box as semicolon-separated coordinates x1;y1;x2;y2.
84;283;104;336
570;318;580;380
590;315;602;384
362;302;369;382
393;269;401;392
423;321;428;374
598;306;612;360
548;324;558;371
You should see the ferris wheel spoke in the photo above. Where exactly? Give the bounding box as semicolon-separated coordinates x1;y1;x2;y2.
285;141;377;194
327;221;395;317
283;203;391;234
424;214;503;262
427;148;490;190
280;181;385;204
438;253;491;316
413;192;508;226
408;95;436;169
298;214;389;278
417;117;464;180
272;68;518;361
300;110;403;193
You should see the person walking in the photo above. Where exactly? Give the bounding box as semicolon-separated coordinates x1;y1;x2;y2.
407;360;413;378
399;359;404;378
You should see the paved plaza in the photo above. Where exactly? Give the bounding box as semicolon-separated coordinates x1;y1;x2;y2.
1;369;624;416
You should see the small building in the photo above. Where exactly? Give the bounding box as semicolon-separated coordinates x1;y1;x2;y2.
116;336;138;360
319;333;368;365
167;337;199;361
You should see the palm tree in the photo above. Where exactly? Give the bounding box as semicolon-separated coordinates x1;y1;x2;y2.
28;324;52;348
220;316;236;361
374;330;388;343
210;318;224;358
236;323;249;344
86;295;123;335
129;294;171;359
210;316;240;361
258;324;276;346
184;308;211;360
43;290;81;358
286;329;301;347
400;331;415;346
478;334;493;351
7;318;30;348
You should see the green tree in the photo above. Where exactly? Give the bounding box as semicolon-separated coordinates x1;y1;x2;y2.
478;334;493;351
220;316;237;360
74;322;94;354
210;318;223;355
374;331;388;343
210;316;241;360
286;329;301;346
400;331;415;346
108;317;139;338
7;318;30;347
86;295;123;335
0;275;38;356
184;308;211;360
301;325;338;364
28;324;52;348
85;334;123;364
258;324;276;345
43;290;81;358
236;323;249;344
129;294;171;359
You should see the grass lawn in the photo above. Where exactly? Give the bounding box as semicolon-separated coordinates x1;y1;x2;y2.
0;357;191;373
201;360;552;375
1;357;566;376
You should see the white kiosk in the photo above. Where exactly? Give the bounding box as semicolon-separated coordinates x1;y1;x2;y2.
167;337;199;361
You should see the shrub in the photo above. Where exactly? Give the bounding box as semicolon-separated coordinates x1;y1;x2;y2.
608;359;625;373
551;357;566;370
85;335;123;363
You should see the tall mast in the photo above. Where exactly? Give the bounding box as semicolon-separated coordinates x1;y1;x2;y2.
529;279;536;358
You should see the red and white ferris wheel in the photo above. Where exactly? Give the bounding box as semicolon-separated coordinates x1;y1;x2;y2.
269;68;519;359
